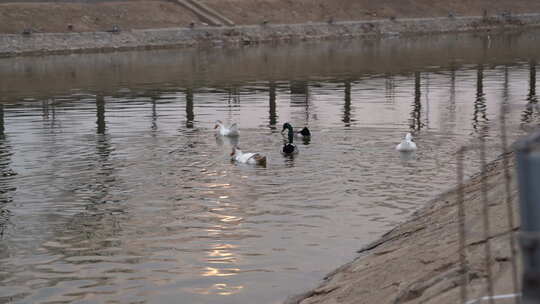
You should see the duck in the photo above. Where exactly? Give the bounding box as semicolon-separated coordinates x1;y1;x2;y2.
230;147;267;166
281;122;311;139
281;123;299;155
214;120;239;137
282;141;298;155
396;132;418;152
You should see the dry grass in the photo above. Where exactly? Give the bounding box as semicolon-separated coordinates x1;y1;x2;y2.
0;1;199;34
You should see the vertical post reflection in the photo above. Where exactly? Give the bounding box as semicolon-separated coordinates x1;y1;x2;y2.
410;72;423;131
227;86;241;104
502;65;509;105
449;67;457;117
290;81;309;102
186;88;194;129
290;80;309;123
522;60;538;124
0;103;13;239
96;95;112;162
425;72;431;129
473;64;488;133
151;97;158;132
94;95;113;204
269;81;277;129
385;73;395;103
343;80;352;127
96;95;106;135
441;67;457;133
51;99;57;128
0;104;5;137
41;100;49;120
0;104;12;180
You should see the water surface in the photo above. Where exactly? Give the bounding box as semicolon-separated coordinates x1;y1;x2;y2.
1;31;540;304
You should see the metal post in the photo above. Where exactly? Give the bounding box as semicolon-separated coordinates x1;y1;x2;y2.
514;131;540;304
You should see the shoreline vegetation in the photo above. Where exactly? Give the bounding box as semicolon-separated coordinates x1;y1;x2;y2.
0;14;539;57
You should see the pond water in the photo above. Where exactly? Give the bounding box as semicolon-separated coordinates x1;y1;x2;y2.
1;30;540;304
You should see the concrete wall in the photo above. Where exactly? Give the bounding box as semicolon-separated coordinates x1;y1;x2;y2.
2;14;540;57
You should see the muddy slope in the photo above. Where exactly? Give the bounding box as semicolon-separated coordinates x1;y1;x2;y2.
286;154;521;304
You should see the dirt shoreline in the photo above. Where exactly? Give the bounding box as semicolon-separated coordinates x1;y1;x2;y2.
1;14;540;58
4;0;540;34
285;153;521;304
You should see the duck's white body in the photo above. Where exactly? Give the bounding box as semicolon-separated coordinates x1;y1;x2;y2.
231;147;266;166
215;121;239;137
396;133;417;152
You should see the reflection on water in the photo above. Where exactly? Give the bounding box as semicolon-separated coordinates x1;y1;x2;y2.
215;134;239;148
410;71;424;131
151;97;158;132
473;64;489;134
0;103;14;242
399;151;417;163
186;88;195;129
522;60;539;124
343;80;352;127
0;30;540;304
96;95;106;135
269;81;277;129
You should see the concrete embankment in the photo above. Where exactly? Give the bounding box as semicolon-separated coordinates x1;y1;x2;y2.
285;153;521;304
1;14;540;57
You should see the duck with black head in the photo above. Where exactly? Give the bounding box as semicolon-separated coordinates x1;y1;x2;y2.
281;123;299;155
281;122;311;139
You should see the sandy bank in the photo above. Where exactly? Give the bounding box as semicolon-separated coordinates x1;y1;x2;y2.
3;0;540;33
0;1;200;34
2;14;540;57
285;153;521;304
201;0;540;25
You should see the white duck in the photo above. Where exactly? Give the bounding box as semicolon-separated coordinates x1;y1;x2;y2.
231;147;267;166
396;132;418;152
214;120;239;137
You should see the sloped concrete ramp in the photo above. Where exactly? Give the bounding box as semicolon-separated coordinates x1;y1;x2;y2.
172;0;235;26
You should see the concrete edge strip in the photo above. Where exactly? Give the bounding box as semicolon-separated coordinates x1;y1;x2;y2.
465;293;520;304
1;14;540;57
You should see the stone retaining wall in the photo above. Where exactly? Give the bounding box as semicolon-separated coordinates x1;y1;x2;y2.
2;14;540;57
